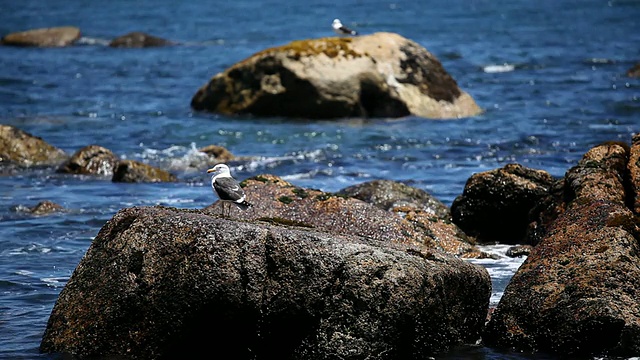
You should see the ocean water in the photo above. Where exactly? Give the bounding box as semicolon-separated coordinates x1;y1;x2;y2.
1;0;638;358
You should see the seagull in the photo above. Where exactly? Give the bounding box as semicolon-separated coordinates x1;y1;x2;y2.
332;19;358;36
207;164;252;217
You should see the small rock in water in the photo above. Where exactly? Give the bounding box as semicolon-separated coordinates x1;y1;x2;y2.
505;245;532;258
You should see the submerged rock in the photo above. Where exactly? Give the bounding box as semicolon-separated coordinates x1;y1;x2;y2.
483;139;640;357
109;31;174;48
191;32;481;119
627;62;640;77
40;205;491;359
28;200;65;215
0;125;67;168
1;26;80;47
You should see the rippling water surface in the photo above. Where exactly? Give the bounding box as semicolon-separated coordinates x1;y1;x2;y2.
1;0;639;358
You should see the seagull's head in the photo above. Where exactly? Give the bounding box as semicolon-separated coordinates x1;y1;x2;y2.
207;163;230;175
332;19;342;28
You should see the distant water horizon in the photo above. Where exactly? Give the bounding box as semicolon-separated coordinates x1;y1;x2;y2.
1;0;638;358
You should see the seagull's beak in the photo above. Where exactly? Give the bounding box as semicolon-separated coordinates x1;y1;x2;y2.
206;168;215;173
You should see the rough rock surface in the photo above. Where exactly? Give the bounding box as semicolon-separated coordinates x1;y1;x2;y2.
112;160;177;183
450;163;555;244
0;125;67;168
108;31;174;48
41;206;491;359
57;145;119;176
1;26;80;47
483;140;640;357
205;174;487;258
338;179;451;220
338;179;485;258
191;32;481;119
629;134;640;214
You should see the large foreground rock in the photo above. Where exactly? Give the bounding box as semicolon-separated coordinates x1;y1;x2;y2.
1;26;80;47
41;206;491;359
205;174;487;258
191;32;481;119
483;140;640;357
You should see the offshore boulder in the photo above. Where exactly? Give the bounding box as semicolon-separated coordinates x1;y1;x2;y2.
40;205;491;359
1;26;80;47
108;31;174;48
191;32;482;119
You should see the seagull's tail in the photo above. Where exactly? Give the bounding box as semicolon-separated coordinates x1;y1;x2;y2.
237;200;253;210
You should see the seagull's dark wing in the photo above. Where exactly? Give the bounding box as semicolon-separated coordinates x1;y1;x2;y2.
213;177;245;202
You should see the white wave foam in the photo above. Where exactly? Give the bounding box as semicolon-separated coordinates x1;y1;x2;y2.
483;63;516;73
76;36;110;46
465;244;527;306
14;269;34;276
41;277;68;287
8;243;53;255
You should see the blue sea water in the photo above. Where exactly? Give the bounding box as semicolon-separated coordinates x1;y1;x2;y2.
1;0;639;358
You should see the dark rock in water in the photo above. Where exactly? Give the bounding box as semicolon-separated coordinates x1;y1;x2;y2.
29;201;64;215
505;245;531;258
0;125;67;168
57;145;119;176
1;26;80;47
627;62;640;77
205;174;489;258
338;179;451;220
112;160;177;183
108;31;174;48
450;163;555;245
191;32;481;119
483;139;640;357
40;205;491;359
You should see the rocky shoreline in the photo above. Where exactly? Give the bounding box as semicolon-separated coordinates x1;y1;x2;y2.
2;122;639;358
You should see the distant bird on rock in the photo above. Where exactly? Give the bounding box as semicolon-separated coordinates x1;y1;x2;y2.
332;19;358;36
207;163;252;217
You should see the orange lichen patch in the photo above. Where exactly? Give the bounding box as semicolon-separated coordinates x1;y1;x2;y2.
237;37;361;64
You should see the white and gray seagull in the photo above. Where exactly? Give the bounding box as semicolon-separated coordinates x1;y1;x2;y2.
207;164;252;217
332;19;358;36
